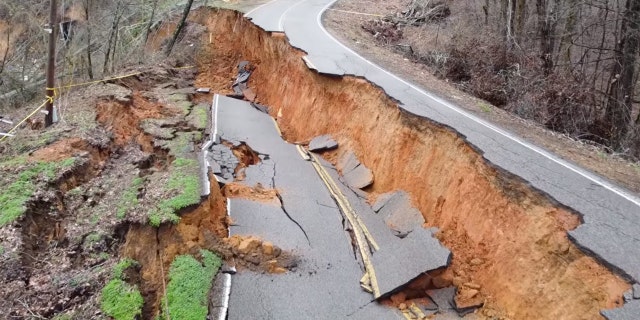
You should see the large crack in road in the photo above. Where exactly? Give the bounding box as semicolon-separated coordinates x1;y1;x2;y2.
188;7;634;319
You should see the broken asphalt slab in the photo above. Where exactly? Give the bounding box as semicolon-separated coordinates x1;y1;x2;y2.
336;150;374;190
372;227;451;296
375;191;424;238
308;134;339;152
342;164;374;190
338;150;360;174
314;157;451;297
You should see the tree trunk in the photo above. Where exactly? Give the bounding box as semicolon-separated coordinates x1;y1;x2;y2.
142;0;159;54
536;0;554;74
84;0;93;79
103;1;122;75
515;0;526;44
605;0;640;149
165;0;195;56
557;0;579;69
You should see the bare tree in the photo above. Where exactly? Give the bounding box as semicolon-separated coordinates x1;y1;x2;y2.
604;0;640;148
165;0;195;56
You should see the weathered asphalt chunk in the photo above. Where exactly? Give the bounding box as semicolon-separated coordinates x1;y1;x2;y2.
342;164;374;190
426;286;456;311
338;150;360;174
336;150;374;190
372;227;451;296
308;134;339;152
375;191;424;238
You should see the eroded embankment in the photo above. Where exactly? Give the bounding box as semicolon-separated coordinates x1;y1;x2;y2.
191;8;629;319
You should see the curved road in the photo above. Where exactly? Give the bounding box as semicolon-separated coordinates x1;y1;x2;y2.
244;0;640;318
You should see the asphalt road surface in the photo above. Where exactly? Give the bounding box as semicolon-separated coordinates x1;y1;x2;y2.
243;0;640;318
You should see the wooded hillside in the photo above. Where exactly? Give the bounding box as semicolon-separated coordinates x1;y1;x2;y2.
365;0;640;158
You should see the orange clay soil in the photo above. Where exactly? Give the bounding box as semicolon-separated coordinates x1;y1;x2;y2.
121;176;229;319
188;8;630;319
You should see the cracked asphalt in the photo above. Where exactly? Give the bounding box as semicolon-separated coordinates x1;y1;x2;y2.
214;95;403;319
245;0;640;318
210;92;454;318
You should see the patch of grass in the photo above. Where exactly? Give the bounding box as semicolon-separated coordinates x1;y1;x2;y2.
112;258;138;279
117;177;144;219
0;159;77;226
148;158;200;227
162;250;222;320
84;232;102;246
0;155;28;167
100;279;144;320
478;101;492;113
187;104;208;131
100;258;143;320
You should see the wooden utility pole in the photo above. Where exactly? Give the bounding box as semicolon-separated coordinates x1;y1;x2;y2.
45;0;57;127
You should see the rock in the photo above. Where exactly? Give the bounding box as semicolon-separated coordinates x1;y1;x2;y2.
273;246;282;257
308;134;339;152
398;303;407;310
470;258;483;266
262;241;275;256
624;290;633;302
459;289;479;300
464;282;481;290
237;237;261;255
221;261;237;274
242;87;256;102
432;273;453;289
634;284;640;299
390;292;407;305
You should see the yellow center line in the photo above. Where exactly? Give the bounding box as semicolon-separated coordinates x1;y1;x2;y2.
307;152;381;298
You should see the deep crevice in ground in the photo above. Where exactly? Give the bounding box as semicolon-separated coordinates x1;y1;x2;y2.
190;7;630;319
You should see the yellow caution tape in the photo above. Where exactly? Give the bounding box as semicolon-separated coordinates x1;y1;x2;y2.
0;99;49;142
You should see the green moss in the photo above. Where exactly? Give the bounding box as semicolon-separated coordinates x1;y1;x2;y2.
84;232;102;245
0;159;76;226
117;177;144;219
186;104;208;131
100;258;142;320
100;279;144;320
162;250;222;320
112;258;138;279
148;158;200;226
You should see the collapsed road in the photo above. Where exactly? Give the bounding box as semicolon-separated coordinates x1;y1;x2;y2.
4;1;640;318
207;94;452;319
234;0;640;319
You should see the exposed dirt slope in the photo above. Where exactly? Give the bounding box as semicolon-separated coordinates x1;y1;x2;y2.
190;8;629;319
